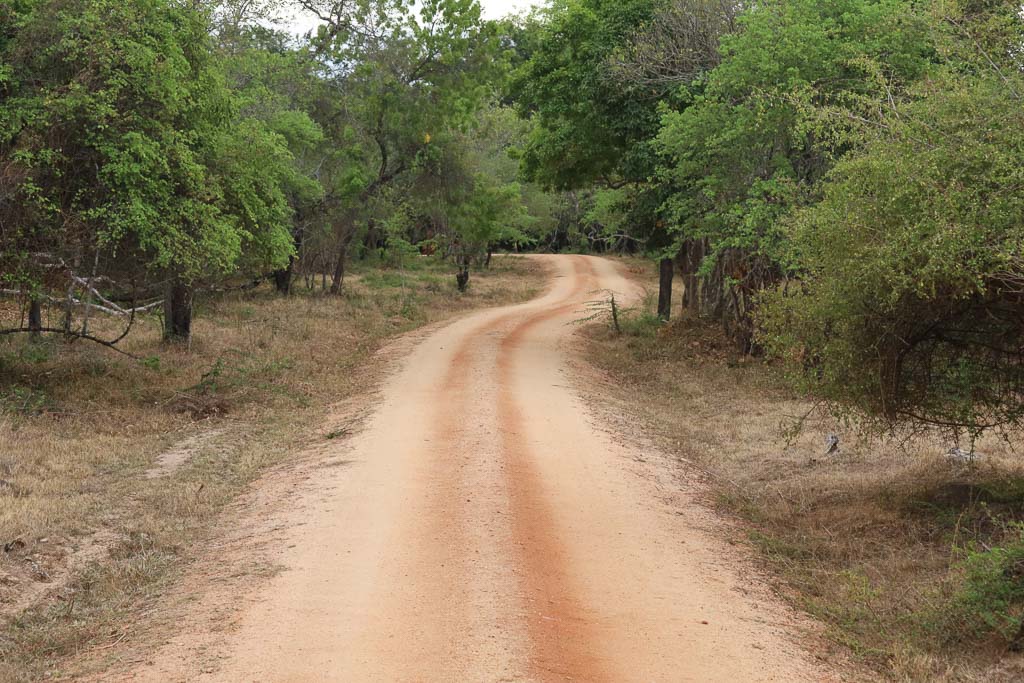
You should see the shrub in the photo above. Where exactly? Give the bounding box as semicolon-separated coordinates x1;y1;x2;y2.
759;14;1024;438
945;531;1024;647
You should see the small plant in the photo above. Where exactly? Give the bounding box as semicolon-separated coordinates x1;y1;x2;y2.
577;289;661;337
578;290;626;333
19;341;52;365
945;530;1024;646
620;309;663;338
193;358;226;395
0;387;51;416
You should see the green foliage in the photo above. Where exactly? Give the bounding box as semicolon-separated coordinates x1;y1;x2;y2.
509;0;1024;436
579;290;661;337
656;0;934;270
0;386;51;415
945;530;1024;645
510;0;664;189
759;3;1024;434
0;0;299;293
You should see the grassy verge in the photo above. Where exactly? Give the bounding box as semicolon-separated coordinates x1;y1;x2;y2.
0;254;542;682
583;258;1024;682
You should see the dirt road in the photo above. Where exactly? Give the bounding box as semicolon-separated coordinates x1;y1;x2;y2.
126;255;833;682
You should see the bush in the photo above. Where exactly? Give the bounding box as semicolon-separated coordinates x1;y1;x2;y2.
579;290;661;337
945;531;1024;647
759;35;1024;437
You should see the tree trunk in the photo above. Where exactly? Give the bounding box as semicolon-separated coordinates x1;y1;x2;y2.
679;238;707;318
456;255;470;292
276;224;304;295
163;278;193;342
329;241;349;295
361;219;379;260
272;256;294;295
28;298;42;339
485;244;493;269
657;257;673;321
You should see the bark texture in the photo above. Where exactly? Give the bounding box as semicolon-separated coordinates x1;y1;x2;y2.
657;257;674;321
163;278;193;342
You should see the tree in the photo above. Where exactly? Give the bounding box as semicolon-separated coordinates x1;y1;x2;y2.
759;1;1024;437
509;0;664;189
655;0;932;345
509;0;730;319
213;24;327;295
609;0;739;88
300;0;503;294
0;0;300;343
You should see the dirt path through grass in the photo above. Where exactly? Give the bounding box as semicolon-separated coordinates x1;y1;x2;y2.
109;254;834;682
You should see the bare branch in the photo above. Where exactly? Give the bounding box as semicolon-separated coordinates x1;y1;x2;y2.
609;0;741;89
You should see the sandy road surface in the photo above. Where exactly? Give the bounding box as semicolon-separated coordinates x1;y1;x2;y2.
125;255;833;682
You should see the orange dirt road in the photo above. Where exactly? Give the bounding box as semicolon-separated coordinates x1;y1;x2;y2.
127;255;834;682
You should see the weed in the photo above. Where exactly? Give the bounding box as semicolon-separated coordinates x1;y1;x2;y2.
578;289;660;336
18;340;52;365
0;387;51;415
942;528;1024;645
620;309;662;337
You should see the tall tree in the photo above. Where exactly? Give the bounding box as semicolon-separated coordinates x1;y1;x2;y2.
510;0;734;319
759;1;1024;437
214;23;326;294
0;0;299;342
655;0;932;345
301;0;502;294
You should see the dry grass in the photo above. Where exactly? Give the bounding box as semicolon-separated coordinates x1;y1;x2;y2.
0;254;543;682
583;257;1024;682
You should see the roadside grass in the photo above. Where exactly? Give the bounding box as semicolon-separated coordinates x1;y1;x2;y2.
583;257;1024;682
0;254;542;682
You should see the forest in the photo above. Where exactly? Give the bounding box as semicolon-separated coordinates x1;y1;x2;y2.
3;0;1024;680
3;0;1022;439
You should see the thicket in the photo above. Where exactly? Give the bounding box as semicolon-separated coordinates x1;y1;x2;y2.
4;0;1024;439
0;0;555;348
509;0;1024;438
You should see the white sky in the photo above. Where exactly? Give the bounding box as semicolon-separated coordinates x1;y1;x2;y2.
477;0;543;19
282;0;544;35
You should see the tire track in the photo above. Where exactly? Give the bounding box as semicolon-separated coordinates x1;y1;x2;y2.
494;257;612;682
430;255;603;681
115;254;837;683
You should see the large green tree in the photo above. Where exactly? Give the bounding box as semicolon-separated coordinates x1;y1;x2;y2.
0;0;301;341
510;0;664;189
300;0;503;293
655;0;933;344
213;23;327;294
510;0;736;319
759;1;1024;436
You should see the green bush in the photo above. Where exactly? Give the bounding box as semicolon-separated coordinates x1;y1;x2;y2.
946;531;1024;645
759;9;1024;436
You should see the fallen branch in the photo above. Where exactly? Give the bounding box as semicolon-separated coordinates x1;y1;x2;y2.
0;326;141;358
0;305;142;359
68;276;164;316
0;290;162;317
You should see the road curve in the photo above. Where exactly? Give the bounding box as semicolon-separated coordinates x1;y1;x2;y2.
128;255;832;682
